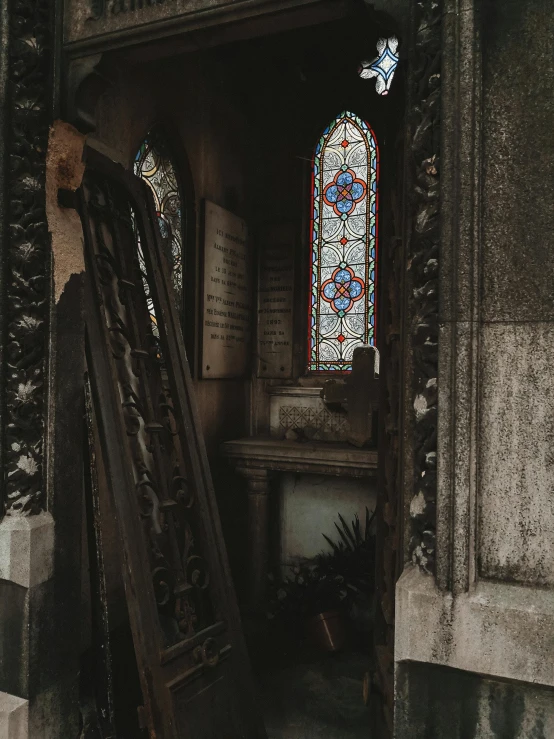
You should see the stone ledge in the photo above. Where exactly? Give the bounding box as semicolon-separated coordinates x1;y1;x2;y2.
0;692;28;739
221;437;378;478
268;386;323;397
0;513;54;588
395;565;554;688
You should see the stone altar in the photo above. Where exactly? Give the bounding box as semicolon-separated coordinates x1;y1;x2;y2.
221;437;378;605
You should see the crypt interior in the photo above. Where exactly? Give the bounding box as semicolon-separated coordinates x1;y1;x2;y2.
74;8;405;737
2;0;554;737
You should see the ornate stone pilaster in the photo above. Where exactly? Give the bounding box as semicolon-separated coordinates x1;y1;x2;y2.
1;0;53;517
0;2;84;737
406;0;442;574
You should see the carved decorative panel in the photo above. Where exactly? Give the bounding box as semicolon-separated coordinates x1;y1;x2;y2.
268;387;369;443
278;405;349;440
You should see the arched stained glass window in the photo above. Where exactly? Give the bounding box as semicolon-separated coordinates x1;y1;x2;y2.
134;130;183;309
309;110;379;372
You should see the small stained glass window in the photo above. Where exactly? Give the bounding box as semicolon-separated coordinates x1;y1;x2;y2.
309;110;379;372
134;130;183;309
359;37;399;96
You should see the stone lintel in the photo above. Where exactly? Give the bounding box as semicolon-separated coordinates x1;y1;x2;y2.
0;513;55;588
0;692;28;739
395;565;554;689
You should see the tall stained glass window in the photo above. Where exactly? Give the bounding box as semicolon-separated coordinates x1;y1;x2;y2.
309;110;379;372
134;130;183;309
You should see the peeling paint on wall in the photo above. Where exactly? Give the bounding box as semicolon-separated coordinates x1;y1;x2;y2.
45;121;86;304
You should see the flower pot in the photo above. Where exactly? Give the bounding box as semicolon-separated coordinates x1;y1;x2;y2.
305;609;347;653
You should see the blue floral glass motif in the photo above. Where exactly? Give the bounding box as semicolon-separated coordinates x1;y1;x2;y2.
309;111;379;372
359;36;399;96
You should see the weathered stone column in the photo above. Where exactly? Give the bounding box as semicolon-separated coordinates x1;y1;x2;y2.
0;0;86;735
235;465;270;606
0;516;54;735
395;0;554;735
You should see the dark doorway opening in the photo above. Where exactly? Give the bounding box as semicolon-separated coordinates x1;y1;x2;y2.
74;4;406;737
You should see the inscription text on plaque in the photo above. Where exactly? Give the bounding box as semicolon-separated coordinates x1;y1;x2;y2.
202;201;251;379
257;224;294;378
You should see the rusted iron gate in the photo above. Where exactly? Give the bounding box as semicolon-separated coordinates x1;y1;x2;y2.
79;147;265;739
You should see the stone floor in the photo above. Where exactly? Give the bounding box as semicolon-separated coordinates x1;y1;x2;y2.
257;649;372;739
105;617;379;738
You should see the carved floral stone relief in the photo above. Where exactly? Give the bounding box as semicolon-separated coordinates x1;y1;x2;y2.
407;0;441;573
3;0;52;516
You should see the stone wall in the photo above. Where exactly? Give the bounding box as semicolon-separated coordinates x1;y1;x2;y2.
478;0;554;587
395;0;554;735
396;662;554;739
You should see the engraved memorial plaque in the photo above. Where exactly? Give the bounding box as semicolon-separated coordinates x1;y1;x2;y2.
202;201;251;379
257;224;294;378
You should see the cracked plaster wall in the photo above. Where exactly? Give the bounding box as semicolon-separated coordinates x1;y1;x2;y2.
45;120;86;305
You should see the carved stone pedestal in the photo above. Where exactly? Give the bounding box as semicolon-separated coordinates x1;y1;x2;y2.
222;437;378;607
0;693;28;739
0;513;55;739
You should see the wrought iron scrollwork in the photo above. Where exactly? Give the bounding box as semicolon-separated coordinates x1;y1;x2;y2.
193;638;220;668
159;387;180;435
152;563;176;610
186;555;210;590
172;473;194;509
82;170;215;647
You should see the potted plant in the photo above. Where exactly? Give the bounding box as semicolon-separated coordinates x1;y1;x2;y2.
266;562;351;652
317;508;376;636
266;507;376;651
